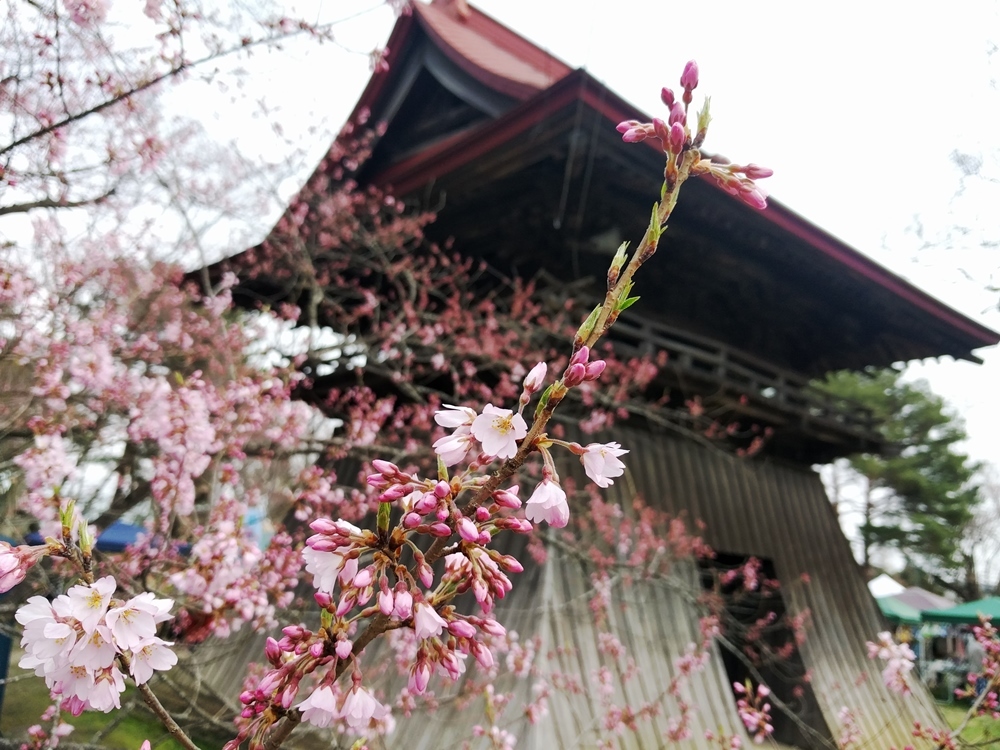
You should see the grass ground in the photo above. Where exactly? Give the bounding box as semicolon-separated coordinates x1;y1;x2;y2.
0;660;222;750
939;702;1000;746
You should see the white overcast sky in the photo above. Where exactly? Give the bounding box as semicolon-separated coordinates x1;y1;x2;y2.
181;0;1000;467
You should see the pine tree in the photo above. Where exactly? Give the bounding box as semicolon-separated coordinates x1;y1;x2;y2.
821;368;982;600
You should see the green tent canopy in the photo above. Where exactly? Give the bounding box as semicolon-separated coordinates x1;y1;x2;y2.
877;596;922;626
921;596;1000;624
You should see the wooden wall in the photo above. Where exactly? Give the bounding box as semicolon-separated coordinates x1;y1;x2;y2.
187;424;942;748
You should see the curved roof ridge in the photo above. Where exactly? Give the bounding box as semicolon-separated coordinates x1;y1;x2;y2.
415;0;572;99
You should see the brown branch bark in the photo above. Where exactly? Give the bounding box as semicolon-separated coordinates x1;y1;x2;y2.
0;185;117;216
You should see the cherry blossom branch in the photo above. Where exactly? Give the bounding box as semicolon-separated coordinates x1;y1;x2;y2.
0;24;332;157
133;680;203;750
0;184;117;215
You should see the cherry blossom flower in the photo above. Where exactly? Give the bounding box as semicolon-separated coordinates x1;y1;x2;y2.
524;479;570;528
303;547;357;594
581;442;629;488
60;576;116;633
297;685;339;728
413;602;447;641
470;404;527;460
339;685;391;730
434;404;477;429
129;637;178;684
69;625;117;671
106;594;173;651
16;585;176;712
432;431;475;466
88;665;126;712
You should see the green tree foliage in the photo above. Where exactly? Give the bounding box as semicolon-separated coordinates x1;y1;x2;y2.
821;368;982;600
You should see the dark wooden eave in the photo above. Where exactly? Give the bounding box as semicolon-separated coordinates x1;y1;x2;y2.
353;47;997;374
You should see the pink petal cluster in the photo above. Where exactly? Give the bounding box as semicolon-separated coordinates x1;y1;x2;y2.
866;631;916;695
16;577;175;713
733;682;774;744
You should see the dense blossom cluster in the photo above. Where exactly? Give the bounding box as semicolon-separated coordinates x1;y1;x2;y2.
1;257;327;639
866;631;916;696
17;577;176;713
732;682;774;744
954;618;999;717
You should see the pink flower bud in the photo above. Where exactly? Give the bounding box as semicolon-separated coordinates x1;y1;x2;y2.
523;361;547;393
563;363;586;387
353;567;374;589
309;518;339;535
668;102;686;126
478;618;506;637
280;683;298;709
265;637;281;664
621;127;647;143
378;588;394;616
434;480;452;499
478;530;492;544
393;587;413;619
429;522;451;537
652;117;669;143
475;506;491;522
448;619;477;639
357;584;374;606
409;663;430;694
436;507;449;521
616;119;641;133
379;484;408;502
680;60;699;91
314;591;333;608
257;671;281;695
458;517;479;542
471;578;489;605
493;487;521;509
570;346;590;367
335;639;353;659
661;87;676;108
739;186;768;210
334;520;363;537
365;474;389;488
499;554;524;573
668;122;686;155
742;163;774;179
309;642;325;658
306;537;343;553
403;512;422;529
335;593;356;617
419;563;434;588
584;360;606;381
472;641;494;669
414;492;438;514
372;459;398;475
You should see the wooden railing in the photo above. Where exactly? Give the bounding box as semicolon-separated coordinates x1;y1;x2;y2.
608;314;880;444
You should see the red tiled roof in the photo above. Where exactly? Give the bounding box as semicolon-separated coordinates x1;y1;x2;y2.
416;0;571;99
